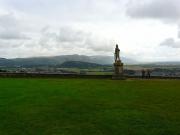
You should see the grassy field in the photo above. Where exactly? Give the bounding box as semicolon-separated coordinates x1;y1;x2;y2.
0;78;180;135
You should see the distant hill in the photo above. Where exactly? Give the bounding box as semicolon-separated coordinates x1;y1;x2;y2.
0;54;137;67
139;61;180;67
149;61;180;66
89;55;137;65
0;58;14;67
1;55;180;68
60;61;103;68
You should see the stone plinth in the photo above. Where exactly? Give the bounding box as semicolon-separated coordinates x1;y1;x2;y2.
112;60;124;79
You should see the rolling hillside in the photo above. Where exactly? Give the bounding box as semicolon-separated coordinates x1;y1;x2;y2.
0;55;137;67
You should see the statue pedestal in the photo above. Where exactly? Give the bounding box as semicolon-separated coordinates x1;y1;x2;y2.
112;60;124;80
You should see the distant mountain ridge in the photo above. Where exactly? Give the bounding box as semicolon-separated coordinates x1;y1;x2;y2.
0;55;180;68
60;61;103;68
149;61;180;65
0;54;137;67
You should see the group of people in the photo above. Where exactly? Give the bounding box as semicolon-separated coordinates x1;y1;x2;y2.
141;69;151;78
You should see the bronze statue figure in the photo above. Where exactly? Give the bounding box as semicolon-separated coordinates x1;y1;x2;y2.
114;44;120;62
112;44;124;79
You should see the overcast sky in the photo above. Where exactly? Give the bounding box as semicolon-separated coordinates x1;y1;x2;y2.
0;0;180;62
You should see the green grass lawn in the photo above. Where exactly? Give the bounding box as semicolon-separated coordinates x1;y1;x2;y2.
0;78;180;135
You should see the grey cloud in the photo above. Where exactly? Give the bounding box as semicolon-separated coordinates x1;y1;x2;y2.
39;26;113;52
3;0;126;23
57;27;90;43
160;38;180;48
0;13;30;40
85;36;114;52
0;30;30;40
0;13;18;28
40;26;87;44
0;40;24;49
126;0;180;21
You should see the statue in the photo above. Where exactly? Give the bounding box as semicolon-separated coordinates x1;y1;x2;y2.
114;44;120;62
112;44;124;79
